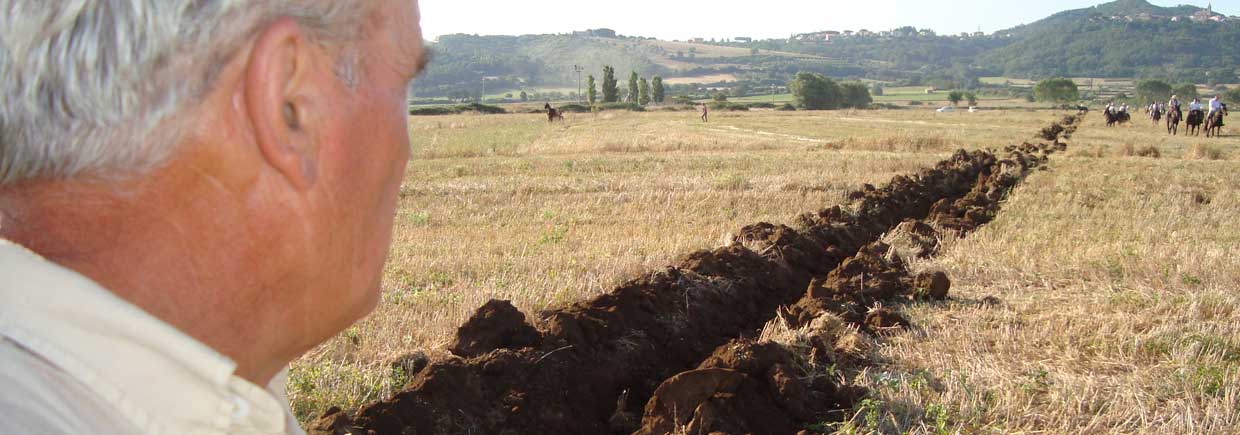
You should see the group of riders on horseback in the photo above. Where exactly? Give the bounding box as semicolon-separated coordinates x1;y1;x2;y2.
1117;94;1228;137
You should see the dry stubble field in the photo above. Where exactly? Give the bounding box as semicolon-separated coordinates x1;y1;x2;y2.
290;108;1239;434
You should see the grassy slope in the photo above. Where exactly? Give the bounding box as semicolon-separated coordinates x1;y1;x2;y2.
291;109;1240;433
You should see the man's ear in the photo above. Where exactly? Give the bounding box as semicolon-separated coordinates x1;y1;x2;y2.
244;17;323;190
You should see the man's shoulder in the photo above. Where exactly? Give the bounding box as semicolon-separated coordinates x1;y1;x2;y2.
0;338;141;434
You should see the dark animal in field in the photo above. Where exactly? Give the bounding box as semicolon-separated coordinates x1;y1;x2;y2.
1205;108;1226;138
1151;107;1162;124
1186;110;1204;136
1166;108;1180;135
1077;105;1090;115
545;103;565;123
1104;110;1129;127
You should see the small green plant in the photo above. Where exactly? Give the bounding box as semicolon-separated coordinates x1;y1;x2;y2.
407;211;431;226
860;398;884;429
1180;273;1203;287
540;224;570;244
716;174;752;191
924;403;951;435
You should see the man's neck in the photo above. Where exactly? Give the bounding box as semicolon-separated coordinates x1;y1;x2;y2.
0;177;293;386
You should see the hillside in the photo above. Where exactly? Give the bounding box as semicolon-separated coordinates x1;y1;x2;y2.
980;0;1238;80
412;0;1240;99
411;32;848;99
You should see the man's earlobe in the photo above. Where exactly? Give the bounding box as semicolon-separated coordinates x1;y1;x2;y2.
244;17;320;190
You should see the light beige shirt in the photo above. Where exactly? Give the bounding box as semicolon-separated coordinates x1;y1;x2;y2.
0;241;305;435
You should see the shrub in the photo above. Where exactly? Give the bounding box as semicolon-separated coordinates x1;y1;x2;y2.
746;102;777;109
460;103;506;114
778;103;797;111
710;102;749;111
661;105;697;112
599;102;646;112
557;104;591;113
409;106;460;116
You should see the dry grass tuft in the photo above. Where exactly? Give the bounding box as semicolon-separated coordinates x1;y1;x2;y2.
1119;142;1162;158
1185;143;1225;160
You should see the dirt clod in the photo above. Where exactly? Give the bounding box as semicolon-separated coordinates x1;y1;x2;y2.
864;307;910;333
448;299;542;359
915;271;952;300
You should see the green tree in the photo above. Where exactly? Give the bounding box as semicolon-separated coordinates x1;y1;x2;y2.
638;78;651;105
1172;83;1199;101
840;82;873;109
519;90;528;102
788;72;843;110
587;75;597;105
628;72;640;103
948;90;964;106
1034;78;1080;103
733;82;752;97
602;66;619;103
1227;88;1240;104
1135;79;1173;103
871;84;884;96
652;76;665;104
966;92;978;106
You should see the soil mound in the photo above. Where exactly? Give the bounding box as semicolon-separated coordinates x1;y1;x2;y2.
449;300;542;358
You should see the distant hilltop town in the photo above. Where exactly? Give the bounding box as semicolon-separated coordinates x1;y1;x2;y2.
789;27;1007;45
1094;3;1231;23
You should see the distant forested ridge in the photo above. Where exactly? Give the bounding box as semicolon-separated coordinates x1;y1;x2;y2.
411;0;1240;98
978;0;1240;82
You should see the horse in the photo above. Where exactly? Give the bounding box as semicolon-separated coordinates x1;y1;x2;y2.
1077;105;1090;115
1150;106;1162;125
1186;110;1205;136
1104;110;1129;127
544;103;564;123
1166;108;1180;135
1205;108;1226;138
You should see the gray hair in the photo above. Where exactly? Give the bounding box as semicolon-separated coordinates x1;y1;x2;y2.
0;1;377;186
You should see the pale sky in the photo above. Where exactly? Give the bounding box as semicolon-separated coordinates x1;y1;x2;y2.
420;0;1239;41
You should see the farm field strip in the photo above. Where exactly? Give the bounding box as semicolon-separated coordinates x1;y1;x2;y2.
305;117;1083;435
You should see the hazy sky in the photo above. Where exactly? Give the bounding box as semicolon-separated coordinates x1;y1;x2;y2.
420;0;1239;41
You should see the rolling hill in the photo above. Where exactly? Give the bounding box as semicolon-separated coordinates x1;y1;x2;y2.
979;0;1239;80
411;0;1240;99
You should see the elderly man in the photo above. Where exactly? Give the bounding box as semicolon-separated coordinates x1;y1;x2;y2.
0;1;426;434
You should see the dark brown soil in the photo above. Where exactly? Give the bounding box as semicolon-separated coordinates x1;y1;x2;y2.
308;115;1082;435
449;300;541;359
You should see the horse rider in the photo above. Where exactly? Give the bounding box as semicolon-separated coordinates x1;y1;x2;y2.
1169;95;1181;114
1208;95;1224;120
1120;103;1129;114
1106;102;1116;114
1189;97;1203;120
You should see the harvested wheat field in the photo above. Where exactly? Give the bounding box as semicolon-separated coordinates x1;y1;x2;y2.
290;109;1239;435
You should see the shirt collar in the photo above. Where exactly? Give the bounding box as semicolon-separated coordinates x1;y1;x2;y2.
0;240;294;434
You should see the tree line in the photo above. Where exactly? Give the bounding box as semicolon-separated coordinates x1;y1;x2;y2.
588;66;667;105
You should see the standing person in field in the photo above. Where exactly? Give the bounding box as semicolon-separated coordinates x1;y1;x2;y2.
0;1;428;434
701;103;709;122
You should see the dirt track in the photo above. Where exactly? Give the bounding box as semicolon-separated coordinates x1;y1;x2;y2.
309;115;1082;435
